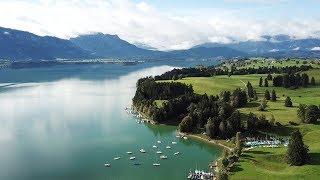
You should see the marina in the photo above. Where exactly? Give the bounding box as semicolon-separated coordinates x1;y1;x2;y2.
187;170;214;180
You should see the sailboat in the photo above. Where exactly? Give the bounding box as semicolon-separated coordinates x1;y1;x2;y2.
160;155;168;159
140;149;146;153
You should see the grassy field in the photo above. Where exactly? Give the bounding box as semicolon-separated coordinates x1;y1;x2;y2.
156;60;320;179
165;65;320;179
166;69;320;124
230;123;320;180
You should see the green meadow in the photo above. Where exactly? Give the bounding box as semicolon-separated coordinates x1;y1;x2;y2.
168;69;320;124
160;61;320;179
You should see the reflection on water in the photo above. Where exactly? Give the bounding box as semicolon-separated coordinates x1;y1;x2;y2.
0;64;221;180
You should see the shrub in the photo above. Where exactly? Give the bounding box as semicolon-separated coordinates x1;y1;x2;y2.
285;97;293;107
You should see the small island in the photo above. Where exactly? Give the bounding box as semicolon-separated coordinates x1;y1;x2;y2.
132;58;320;179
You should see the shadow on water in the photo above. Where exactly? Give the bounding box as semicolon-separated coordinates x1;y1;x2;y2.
144;123;177;137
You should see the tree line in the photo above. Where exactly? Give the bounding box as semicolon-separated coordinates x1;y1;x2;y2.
272;73;316;89
153;65;313;81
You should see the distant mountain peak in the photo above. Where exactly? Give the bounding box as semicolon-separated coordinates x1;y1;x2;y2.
261;34;292;42
0;26;92;61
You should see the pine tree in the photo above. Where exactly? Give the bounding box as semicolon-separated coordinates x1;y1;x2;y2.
285;97;293;107
258;98;268;111
264;78;269;87
246;81;254;98
219;120;227;138
253;90;258;101
264;90;270;100
297;104;307;122
271;89;277;101
259;77;263;87
311;77;316;86
179;115;194;132
286;130;309;166
304;105;320;124
235;132;243;156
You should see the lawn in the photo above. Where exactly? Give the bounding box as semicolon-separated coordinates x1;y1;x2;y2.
159;64;320;179
230;124;320;180
166;69;320;124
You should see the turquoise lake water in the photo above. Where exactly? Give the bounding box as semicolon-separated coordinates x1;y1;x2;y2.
0;61;221;180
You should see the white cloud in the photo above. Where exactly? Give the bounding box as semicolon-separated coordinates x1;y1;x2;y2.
0;0;319;50
292;47;300;51
311;47;320;51
269;49;279;52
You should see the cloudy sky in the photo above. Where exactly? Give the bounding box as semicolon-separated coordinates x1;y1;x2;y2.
0;0;319;50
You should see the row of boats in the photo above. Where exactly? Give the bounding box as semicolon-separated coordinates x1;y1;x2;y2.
104;140;181;167
187;170;214;180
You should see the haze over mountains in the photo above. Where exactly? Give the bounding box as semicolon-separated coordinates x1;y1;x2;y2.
1;26;320;61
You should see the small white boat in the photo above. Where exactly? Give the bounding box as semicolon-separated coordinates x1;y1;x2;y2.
153;163;160;166
166;146;171;149
174;152;180;155
104;163;111;167
176;135;181;138
140;149;146;153
129;156;136;160
114;157;121;160
126;152;133;154
160;155;167;159
183;136;188;140
156;151;162;154
152;145;157;148
157;140;161;144
171;141;177;144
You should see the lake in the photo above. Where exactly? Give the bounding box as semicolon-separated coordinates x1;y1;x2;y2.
0;60;222;180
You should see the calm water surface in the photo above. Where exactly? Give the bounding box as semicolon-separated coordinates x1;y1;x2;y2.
0;61;221;180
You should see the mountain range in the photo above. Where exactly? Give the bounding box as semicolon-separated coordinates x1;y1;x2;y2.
0;26;320;61
197;34;320;58
0;27;91;61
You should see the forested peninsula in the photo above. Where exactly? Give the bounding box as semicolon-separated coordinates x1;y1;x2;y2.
132;58;320;179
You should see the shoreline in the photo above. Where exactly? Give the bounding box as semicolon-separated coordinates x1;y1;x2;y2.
130;105;233;177
131;107;233;151
180;132;233;151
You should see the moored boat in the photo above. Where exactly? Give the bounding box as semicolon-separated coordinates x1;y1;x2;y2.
160;155;167;159
140;149;146;153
